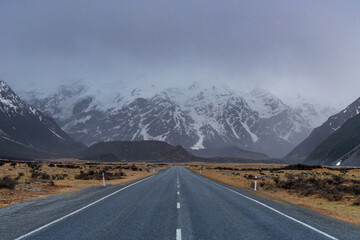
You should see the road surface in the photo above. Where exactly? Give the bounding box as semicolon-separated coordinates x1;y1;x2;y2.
1;166;359;239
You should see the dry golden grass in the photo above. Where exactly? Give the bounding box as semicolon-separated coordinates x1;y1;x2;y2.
0;160;169;208
186;163;360;225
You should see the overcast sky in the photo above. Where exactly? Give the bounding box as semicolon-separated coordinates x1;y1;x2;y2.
1;0;360;108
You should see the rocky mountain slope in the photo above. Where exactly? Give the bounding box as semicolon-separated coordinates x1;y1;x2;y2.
0;80;82;159
305;113;360;166
286;97;360;161
23;82;334;158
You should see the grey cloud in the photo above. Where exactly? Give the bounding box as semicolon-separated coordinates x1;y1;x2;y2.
1;0;360;107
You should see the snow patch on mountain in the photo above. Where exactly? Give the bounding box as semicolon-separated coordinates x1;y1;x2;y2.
241;121;259;143
22;81;337;157
245;88;287;118
48;128;65;141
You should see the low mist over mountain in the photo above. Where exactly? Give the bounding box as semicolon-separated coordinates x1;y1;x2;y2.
286;97;360;161
23;81;335;158
0;80;81;159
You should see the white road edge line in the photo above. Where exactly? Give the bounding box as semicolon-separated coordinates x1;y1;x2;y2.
176;228;182;240
195;172;339;240
177;202;180;209
15;175;155;240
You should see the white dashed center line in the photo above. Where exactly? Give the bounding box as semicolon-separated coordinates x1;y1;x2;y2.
177;202;180;209
176;229;182;240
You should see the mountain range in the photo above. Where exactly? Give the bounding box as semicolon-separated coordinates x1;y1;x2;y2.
0;80;84;159
22;81;335;158
5;78;360;165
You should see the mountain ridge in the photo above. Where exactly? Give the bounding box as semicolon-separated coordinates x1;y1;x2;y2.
23;81;336;158
0;80;84;159
305;113;360;166
286;97;360;161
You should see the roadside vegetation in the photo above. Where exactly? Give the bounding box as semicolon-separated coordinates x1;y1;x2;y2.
187;163;360;225
0;160;167;208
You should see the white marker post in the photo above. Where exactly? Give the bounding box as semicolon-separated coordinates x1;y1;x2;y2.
254;176;257;191
200;169;202;174
102;173;106;187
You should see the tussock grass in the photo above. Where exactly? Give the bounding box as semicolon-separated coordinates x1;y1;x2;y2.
0;176;17;190
0;159;167;208
186;163;360;225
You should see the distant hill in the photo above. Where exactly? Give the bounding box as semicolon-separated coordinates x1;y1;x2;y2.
305;114;360;166
0;80;85;159
80;140;285;164
80;140;194;161
189;146;269;160
285;97;360;161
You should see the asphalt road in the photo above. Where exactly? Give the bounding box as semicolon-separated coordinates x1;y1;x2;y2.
1;166;360;240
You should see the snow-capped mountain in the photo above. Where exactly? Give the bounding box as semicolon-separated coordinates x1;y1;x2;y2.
23;81;335;157
0;80;77;158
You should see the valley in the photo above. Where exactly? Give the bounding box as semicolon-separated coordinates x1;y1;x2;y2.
2;2;360;239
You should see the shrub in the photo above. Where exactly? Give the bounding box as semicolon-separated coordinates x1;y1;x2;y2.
51;174;68;180
41;172;51;180
331;174;345;185
272;174;360;201
75;170;101;180
131;164;140;171
339;168;348;175
56;164;81;169
280;164;322;171
318;186;344;201
15;172;24;181
103;166;116;171
273;177;280;184
48;163;55;167
339;185;360;195
31;169;50;180
352;198;360;206
27;162;41;170
75;170;125;180
0;176;17;189
244;174;254;180
214;166;239;171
